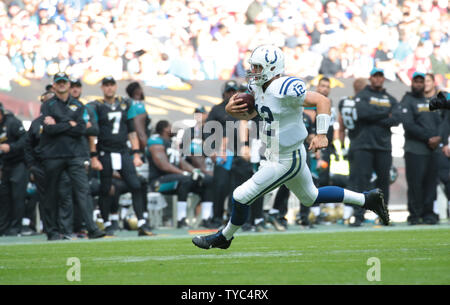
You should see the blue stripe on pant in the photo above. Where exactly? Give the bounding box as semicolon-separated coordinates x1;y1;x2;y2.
246;150;301;205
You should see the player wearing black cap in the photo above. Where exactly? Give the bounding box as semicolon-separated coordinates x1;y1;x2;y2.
400;71;445;225
0;102;28;236
349;68;401;225
87;76;154;236
38;72;105;240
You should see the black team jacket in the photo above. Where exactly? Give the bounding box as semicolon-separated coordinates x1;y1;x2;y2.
0;112;27;166
351;85;401;152
38;95;88;160
400;91;446;155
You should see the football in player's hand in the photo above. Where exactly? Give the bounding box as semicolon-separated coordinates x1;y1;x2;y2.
236;93;255;113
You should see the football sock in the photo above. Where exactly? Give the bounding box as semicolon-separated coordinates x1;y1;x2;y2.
222;198;249;240
137;219;146;228
229;198;249;225
269;208;279;215
343;190;365;206
314;186;364;206
201;201;213;220
433;200;439;215
315;186;344;203
177;201;187;221
311;206;321;217
22;218;30;226
254;218;264;225
343;205;354;220
222;222;240;241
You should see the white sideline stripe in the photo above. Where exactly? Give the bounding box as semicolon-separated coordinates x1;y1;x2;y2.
92;252;433;264
0;225;449;247
93;250;304;263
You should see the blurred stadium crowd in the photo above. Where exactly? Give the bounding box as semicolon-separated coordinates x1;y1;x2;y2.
0;0;449;91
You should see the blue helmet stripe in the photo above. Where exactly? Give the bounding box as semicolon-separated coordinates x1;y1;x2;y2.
279;77;295;95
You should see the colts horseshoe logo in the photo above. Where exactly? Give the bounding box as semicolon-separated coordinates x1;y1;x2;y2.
265;50;277;64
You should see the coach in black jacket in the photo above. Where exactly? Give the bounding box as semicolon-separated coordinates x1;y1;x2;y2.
38;73;104;240
350;68;401;224
0;103;28;236
401;72;445;225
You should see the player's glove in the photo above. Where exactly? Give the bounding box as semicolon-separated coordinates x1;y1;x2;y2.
429;91;449;111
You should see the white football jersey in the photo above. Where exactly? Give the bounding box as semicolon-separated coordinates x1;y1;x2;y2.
249;76;308;155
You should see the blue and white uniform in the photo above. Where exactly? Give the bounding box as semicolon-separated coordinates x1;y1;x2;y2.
233;76;319;206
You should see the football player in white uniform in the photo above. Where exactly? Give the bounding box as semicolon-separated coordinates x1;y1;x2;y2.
192;45;389;250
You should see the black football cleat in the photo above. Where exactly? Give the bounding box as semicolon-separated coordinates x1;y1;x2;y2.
104;225;116;237
363;189;390;226
88;229;106;239
192;231;233;250
267;214;286;231
138;225;156;236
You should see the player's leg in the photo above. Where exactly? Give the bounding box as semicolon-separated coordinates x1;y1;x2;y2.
42;158;66;240
109;178;126;232
285;145;389;224
152;174;194;228
66;157;105;239
222;150;301;237
404;152;426;224
212;165;232;224
120;153;145;222
98;152;115;227
7;162;28;236
29;164;48;234
119;152;154;236
422;152;439;224
437;151;450;217
249;196;265;231
138;175;150;228
230;156;266;231
192;150;302;249
373;150;393;225
347;148;372;225
272;184;290;218
57;171;74;237
269;184;289;230
194;174;215;228
0;167;12;236
373;150;392;206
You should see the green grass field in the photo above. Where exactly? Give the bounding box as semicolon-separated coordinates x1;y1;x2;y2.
0;225;449;285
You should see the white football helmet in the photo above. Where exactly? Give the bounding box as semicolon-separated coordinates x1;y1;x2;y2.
246;45;285;86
